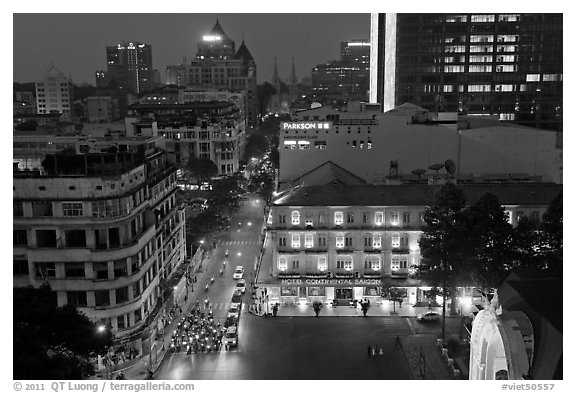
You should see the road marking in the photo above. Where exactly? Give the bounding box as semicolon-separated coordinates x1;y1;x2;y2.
406;317;415;334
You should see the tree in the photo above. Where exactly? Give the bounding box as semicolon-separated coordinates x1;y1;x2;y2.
185;157;218;185
312;301;323;317
540;192;562;276
13;284;112;379
461;193;516;292
417;183;467;339
257;82;277;117
207;173;246;216
243;133;269;162
382;284;403;313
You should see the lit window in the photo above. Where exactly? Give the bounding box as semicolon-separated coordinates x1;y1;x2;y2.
278;257;287;271
337;259;353;271
334;212;344;225
336;235;345;248
375;212;384;225
391;257;408;270
391;213;399;225
291;211;300;225
291;234;300;248
305;234;314;249
373;236;382;249
391;234;400;248
317;256;327;271
365;258;381;271
526;74;541;82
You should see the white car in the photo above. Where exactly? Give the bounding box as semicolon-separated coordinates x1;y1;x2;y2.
417;311;441;322
223;326;238;348
227;304;240;318
235;279;247;293
233;266;244;279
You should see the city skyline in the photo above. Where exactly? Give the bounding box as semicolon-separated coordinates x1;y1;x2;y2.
13;13;370;86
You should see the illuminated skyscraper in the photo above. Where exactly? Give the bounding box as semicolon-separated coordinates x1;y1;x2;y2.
370;13;563;130
312;39;370;102
165;20;258;126
102;41;154;94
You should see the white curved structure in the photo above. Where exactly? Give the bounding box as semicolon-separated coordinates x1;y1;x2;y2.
469;305;534;380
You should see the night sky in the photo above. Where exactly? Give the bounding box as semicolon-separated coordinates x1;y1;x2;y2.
13;13;370;86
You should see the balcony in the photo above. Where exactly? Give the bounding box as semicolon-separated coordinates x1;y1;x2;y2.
335;247;354;254
334;272;354;279
278;272;301;279
364;248;382;254
391;247;410;255
304;247;328;254
304;272;329;279
277;248;302;254
362;272;382;279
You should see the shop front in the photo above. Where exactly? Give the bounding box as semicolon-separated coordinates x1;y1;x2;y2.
271;277;385;306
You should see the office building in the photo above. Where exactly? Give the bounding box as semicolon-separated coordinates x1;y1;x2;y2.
97;42;154;94
278;104;562;188
126;101;246;177
35;65;73;120
312;39;370;103
370;13;563;131
164;20;258;127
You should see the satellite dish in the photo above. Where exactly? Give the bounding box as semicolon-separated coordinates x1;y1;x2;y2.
445;159;456;176
428;163;444;171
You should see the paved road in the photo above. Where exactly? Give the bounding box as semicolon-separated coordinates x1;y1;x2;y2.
156;194;463;380
190;194;264;322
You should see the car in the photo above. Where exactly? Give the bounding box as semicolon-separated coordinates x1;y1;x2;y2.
233;266;244;279
417;311;441;322
231;293;243;307
227;304;240;318
235;279;247;293
223;326;238;348
224;316;238;328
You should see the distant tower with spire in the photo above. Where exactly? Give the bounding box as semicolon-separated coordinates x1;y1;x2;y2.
271;57;281;90
288;57;299;103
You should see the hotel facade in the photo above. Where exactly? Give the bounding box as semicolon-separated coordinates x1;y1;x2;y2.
256;183;561;307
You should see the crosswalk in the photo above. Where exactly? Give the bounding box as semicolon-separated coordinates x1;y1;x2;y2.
382;318;412;336
200;302;246;311
220;240;261;246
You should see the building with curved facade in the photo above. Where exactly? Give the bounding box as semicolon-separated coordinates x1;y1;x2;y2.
13;147;186;355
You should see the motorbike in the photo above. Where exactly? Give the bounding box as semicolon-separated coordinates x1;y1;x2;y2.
205;283;209;292
225;249;229;257
210;275;215;284
219;268;223;276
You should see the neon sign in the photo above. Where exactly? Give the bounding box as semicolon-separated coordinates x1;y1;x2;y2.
203;35;222;42
281;122;332;130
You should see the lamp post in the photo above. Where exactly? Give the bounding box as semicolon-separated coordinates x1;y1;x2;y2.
97;325;112;380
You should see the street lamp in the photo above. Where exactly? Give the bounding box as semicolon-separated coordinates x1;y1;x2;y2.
97;324;112;380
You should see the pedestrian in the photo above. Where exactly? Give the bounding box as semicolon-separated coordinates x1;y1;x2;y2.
372;345;377;356
367;345;371;356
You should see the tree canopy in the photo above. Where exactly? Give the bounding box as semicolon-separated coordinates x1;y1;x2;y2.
185;157;218;184
14;284;112;379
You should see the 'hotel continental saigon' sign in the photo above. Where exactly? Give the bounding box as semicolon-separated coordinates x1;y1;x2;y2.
280;278;382;286
281;121;332;130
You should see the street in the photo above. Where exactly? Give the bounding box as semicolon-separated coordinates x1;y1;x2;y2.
157;193;464;380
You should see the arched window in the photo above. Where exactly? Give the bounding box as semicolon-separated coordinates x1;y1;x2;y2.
291;211;300;225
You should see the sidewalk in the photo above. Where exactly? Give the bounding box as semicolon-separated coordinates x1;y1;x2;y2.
257;301;453;318
397;334;458;380
95;251;216;380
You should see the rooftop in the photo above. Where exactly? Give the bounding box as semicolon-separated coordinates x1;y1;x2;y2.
273;183;562;207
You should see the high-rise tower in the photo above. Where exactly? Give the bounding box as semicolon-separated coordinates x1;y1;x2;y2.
370;13;563;130
103;42;153;94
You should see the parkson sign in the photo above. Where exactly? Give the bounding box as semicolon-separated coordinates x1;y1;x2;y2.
281;121;332;130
